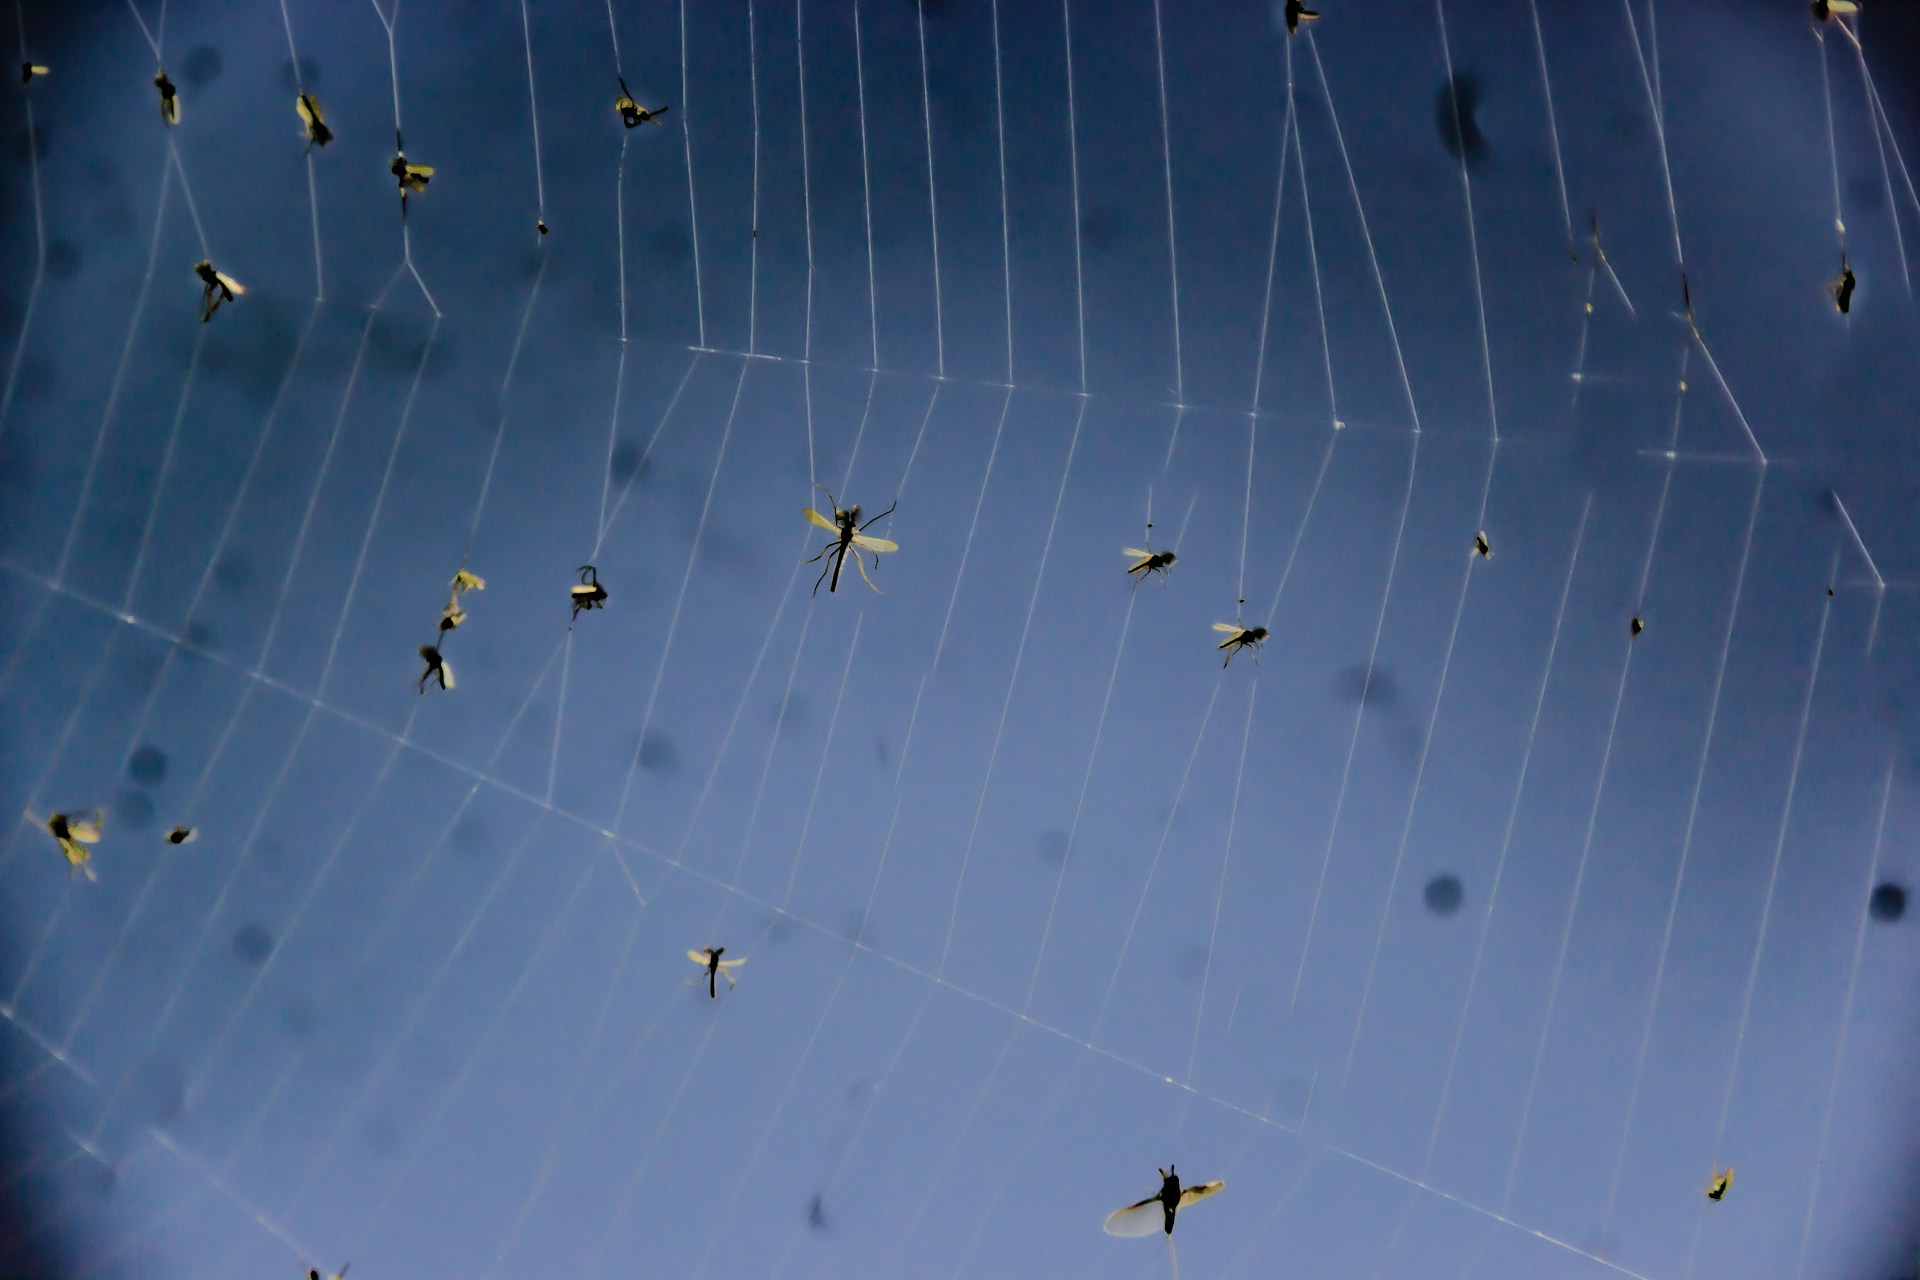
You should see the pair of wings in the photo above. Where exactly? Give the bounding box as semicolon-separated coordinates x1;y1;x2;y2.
805;507;897;554
49;811;103;844
686;950;747;970
296;94;331;142
1212;622;1257;647
1102;1181;1224;1237
1124;548;1168;572
205;269;245;298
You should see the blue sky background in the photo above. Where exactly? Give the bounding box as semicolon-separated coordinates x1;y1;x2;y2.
0;0;1916;1276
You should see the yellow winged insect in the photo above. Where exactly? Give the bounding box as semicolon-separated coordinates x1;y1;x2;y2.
194;260;245;323
802;486;898;596
1124;545;1178;588
32;809;102;881
614;77;670;128
21;62;48;83
391;153;434;196
1212;622;1268;668
1830;256;1856;315
570;564;608;626
296;93;333;147
1705;1166;1733;1202
417;645;453;694
687;947;747;999
1104;1166;1223;1238
164;826;198;845
154;70;178;124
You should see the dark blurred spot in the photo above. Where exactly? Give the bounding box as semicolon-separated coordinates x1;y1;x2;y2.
367;315;452;382
360;1113;400;1155
1846;173;1885;214
696;525;766;578
280;993;315;1037
1602;105;1647;144
807;1192;829;1231
231;924;274;967
130;1055;186;1127
200;298;303;407
179;619;214;655
113;788;155;831
212;555;252;595
639;730;680;774
775;692;814;738
1037;828;1069;866
1424;873;1464;917
1435;72;1487;167
1078;206;1125;253
85;1158;118;1198
846;1078;872;1105
181;46;222;88
126;744;168;786
13;123;48;163
874;735;889;768
1336;662;1399;708
14;357;53;403
608;440;652;487
280;55;321;94
768;912;796;945
649;224;694;267
1175;943;1208;981
44;239;81;280
1869;882;1906;922
451;813;493;860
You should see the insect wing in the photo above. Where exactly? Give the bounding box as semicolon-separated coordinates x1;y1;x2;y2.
1176;1180;1223;1211
850;533;897;554
67;813;104;844
1212;622;1244;635
1103;1196;1165;1238
215;272;246;297
805;506;840;533
717;956;747;969
439;659;454;691
687;949;714;966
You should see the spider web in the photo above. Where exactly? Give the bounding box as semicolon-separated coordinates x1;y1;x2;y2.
0;0;1917;1278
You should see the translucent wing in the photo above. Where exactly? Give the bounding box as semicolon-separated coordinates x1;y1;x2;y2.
297;94;319;128
409;164;435;179
1177;1180;1224;1210
1830;0;1858;10
1103;1196;1164;1238
850;534;897;554
440;659;454;691
66;813;104;844
453;569;486;593
570;584;599;597
805;506;839;532
717;956;747;969
687;949;714;965
215;272;246;297
1124;548;1152;559
1212;622;1242;634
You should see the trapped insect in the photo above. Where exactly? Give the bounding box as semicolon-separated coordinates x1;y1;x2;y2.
803;486;898;596
195;261;245;323
1125;545;1178;588
296;93;333;147
32;809;103;881
687;947;747;998
570;564;608;626
614;77;671;128
1212;622;1269;667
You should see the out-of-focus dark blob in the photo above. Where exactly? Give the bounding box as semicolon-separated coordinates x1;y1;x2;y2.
1037;828;1070;866
1436;72;1488;168
114;788;155;831
126;744;168;787
775;691;814;739
281;54;321;94
807;1192;830;1231
213;555;253;596
1423;874;1464;917
181;45;221;88
1336;662;1399;708
232;924;275;967
608;439;652;487
1869;882;1906;923
44;238;80;279
638;729;681;774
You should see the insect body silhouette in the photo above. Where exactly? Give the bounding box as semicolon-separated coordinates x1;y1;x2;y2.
1212;623;1268;667
614;77;670;128
296;94;333;147
1125;545;1178;588
164;826;197;845
1283;0;1320;34
1704;1166;1733;1201
33;810;102;881
1104;1165;1223;1237
570;564;608;626
1831;256;1856;314
687;947;746;998
154;71;178;124
417;645;453;693
1474;531;1491;558
803;486;898;595
194;260;245;323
